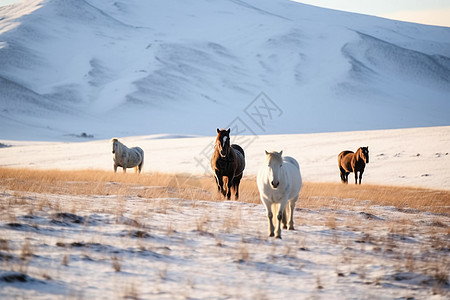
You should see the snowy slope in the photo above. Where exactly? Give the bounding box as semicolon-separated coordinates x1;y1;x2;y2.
0;0;449;140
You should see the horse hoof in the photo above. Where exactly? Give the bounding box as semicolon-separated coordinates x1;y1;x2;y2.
269;233;274;237
275;235;282;239
288;226;295;230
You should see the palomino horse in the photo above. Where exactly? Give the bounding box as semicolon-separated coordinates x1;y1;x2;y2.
111;138;144;174
338;147;369;184
210;128;245;200
257;151;302;239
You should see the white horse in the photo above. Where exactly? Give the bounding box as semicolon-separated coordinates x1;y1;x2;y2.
111;138;144;174
257;151;302;239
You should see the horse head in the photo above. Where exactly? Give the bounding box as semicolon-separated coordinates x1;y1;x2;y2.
359;146;369;164
216;128;231;158
265;150;283;189
111;138;119;154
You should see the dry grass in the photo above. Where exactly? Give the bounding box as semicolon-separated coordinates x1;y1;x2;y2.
1;167;449;214
301;182;450;214
0;167;211;200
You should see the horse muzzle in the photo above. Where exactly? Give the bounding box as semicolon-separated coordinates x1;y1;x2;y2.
271;181;280;189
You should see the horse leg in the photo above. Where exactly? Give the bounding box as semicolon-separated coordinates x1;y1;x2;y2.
222;176;230;199
344;172;349;183
263;200;275;237
233;174;242;200
359;170;364;184
282;199;291;229
225;177;232;200
114;164;118;173
275;201;287;239
275;204;283;239
123;167;127;173
215;173;225;196
287;198;296;230
339;167;346;183
354;171;358;184
215;175;220;192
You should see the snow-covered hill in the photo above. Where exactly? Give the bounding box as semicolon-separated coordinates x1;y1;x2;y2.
1;0;449;140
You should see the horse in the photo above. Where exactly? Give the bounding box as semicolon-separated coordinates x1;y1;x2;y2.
338;146;369;184
257;151;302;239
210;128;245;200
111;138;144;174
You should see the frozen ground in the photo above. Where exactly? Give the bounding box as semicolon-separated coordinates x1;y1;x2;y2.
0;185;448;299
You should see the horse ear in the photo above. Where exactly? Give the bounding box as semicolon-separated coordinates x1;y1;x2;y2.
227;128;230;134
217;128;220;133
280;150;283;156
265;150;269;156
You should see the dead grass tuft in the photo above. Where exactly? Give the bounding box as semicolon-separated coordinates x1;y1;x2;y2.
20;240;33;261
61;254;69;266
112;255;121;272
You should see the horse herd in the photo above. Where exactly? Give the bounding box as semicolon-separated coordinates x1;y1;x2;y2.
111;129;369;239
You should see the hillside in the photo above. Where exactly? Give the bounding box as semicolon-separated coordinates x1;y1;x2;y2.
1;0;449;140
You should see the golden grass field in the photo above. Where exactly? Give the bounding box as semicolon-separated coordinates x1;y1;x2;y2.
1;167;449;214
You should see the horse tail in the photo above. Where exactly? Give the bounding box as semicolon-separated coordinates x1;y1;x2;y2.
338;152;343;168
138;148;144;173
338;151;353;166
136;147;144;171
337;151;345;164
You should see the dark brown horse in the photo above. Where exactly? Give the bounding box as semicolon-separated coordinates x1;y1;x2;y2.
211;128;245;200
338;147;369;184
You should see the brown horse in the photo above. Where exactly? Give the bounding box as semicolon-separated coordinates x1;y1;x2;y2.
338;147;369;184
211;128;245;200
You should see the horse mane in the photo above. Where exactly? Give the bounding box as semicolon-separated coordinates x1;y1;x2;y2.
111;138;127;156
265;151;283;164
215;132;221;145
355;147;369;163
111;138;128;149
